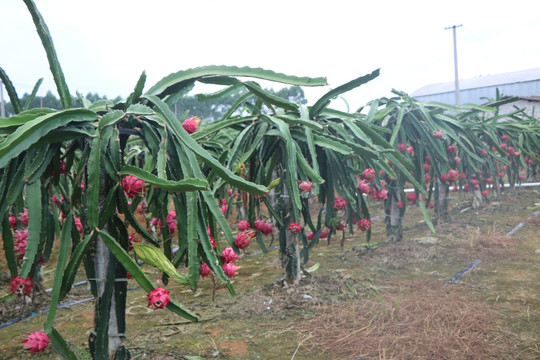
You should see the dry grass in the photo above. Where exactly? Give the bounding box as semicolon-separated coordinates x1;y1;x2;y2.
297;279;523;360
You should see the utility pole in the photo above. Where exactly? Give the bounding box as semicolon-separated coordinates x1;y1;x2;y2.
0;79;5;117
445;24;462;105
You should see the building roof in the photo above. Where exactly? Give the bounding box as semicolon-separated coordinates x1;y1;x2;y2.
412;67;540;97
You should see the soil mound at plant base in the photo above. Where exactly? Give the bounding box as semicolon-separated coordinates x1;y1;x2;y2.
297;279;519;360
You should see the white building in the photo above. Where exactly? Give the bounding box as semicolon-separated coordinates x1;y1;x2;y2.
412;67;540;117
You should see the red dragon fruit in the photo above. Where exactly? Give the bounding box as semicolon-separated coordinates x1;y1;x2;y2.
298;180;314;192
19;209;29;227
333;197;347;210
10;276;34;297
358;180;371;194
358;218;371;232
288;222;301;234
237;220;250;231
122;175;144;198
182;116;200;134
222;263;239;278
221;247;239;263
261;222;274;236
235;230;255;249
253;219;265;232
22;331;49;353
147;287;170;310
200;263;212;278
362;168;375;182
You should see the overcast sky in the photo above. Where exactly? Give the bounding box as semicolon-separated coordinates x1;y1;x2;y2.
2;0;540;112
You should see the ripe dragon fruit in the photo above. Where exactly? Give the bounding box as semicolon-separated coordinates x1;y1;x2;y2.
261;222;274;236
222;262;239;278
22;331;49;353
298;180;314;192
362;168;376;182
166;210;177;234
237;220;250;231
358;218;371;232
432;129;443;139
200;263;212;278
306;231;314;240
221;247;239;263
147;287;170;310
182;116;200;134
10;276;34;297
288;222;301;234
253;219;266;231
358;180;371;194
333;197;347;210
19;209;29;227
235;230;255;249
121;175;144;198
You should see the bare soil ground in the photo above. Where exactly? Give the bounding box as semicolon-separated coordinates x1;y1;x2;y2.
0;187;539;359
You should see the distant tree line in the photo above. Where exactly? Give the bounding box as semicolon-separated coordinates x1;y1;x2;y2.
1;86;307;121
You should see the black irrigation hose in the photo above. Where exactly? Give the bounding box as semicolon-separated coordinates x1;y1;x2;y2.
444;259;482;286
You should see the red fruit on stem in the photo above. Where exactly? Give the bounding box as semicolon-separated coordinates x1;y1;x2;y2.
432;129;443;139
236;220;250;231
221;247;239;263
182;116;200;134
19;209;29;227
22;331;49;353
358;218;371;232
222;263;239;278
200;263;212;278
235;230;255;249
288;222;301;234
298;180;314;192
333;197;347;210
358;180;371;194
261;222;274;236
147;287;170;310
10;276;34;297
122;175;144;198
362;168;376;182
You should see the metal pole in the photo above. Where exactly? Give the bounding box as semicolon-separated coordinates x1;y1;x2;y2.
445;24;462;105
0;79;5;117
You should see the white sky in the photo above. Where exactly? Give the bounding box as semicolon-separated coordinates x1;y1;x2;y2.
2;0;540;112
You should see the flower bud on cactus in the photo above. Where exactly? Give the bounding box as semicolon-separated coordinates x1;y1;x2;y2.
22;331;49;353
221;247;239;263
147;287;170;310
182;116;200;134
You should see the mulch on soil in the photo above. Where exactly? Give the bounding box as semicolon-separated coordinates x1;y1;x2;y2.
296;279;519;360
